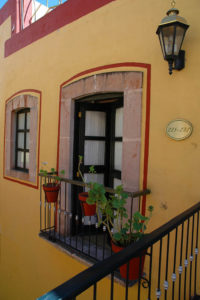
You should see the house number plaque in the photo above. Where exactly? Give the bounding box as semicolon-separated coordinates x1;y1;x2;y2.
166;119;193;141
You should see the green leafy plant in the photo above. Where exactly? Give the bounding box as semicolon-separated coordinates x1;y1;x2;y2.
78;155;96;185
40;162;65;186
78;156;154;246
87;183;153;246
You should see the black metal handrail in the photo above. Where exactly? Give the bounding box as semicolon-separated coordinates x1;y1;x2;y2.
38;202;200;300
39;172;151;197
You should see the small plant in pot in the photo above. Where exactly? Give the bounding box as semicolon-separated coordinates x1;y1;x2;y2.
40;163;65;203
87;185;154;281
77;155;103;216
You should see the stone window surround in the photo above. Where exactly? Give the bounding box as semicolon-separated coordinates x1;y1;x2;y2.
4;93;40;188
58;71;143;212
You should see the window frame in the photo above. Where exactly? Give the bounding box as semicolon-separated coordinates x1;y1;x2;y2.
4;92;41;188
15;108;30;172
58;71;143;233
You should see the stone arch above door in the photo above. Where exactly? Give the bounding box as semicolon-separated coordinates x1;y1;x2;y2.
58;71;143;194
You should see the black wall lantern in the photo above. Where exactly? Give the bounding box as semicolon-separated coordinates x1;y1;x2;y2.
156;1;189;75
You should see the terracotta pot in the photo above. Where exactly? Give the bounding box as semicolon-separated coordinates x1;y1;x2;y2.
43;183;60;203
111;241;145;281
78;192;96;216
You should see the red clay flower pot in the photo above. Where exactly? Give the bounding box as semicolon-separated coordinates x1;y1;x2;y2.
78;192;96;216
43;183;60;203
111;241;145;281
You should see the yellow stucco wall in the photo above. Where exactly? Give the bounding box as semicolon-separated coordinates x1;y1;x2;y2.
0;0;200;299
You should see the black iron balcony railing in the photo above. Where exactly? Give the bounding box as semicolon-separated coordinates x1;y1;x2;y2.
38;200;200;300
39;173;150;264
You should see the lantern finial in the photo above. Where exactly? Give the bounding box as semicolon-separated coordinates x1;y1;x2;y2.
171;0;176;8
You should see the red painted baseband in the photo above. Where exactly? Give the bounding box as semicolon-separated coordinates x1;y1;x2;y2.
4;0;115;57
57;62;151;215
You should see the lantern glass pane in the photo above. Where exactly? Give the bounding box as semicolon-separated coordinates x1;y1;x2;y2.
162;25;175;56
159;31;166;58
174;25;185;55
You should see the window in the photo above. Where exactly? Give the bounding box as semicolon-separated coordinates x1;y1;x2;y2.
58;71;143;231
15;108;30;172
4;93;41;188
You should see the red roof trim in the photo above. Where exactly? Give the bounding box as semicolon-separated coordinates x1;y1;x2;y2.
3;0;115;57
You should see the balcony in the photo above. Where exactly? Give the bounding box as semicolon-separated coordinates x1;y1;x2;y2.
39;172;150;265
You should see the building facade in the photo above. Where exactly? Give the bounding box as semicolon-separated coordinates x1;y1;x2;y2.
0;0;199;299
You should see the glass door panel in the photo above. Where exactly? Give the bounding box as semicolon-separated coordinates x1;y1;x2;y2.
84;140;105;165
114;141;122;171
85;111;106;136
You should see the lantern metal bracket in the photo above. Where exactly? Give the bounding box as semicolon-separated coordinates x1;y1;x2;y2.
168;50;185;75
174;50;185;71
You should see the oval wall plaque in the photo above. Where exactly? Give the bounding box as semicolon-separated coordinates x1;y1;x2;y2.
166;119;193;141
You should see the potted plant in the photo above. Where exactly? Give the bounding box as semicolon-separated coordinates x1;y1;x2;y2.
40;164;65;203
87;184;154;281
77;155;100;216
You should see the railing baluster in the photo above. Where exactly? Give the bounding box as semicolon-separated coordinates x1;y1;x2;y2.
88;217;91;255
75;214;79;249
137;255;142;300
184;217;190;300
138;195;141;213
81;217;85;253
130;194;134;220
93;283;97;300
58;186;61;240
48;202;51;239
125;262;130;300
189;214;195;299
53;203;56;240
172;227;178;300
69;212;72;245
110;272;114;300
156;239;162;300
178;223;184;300
44;177;47;231
148;246;153;300
64;182;67;241
103;226;106;260
194;211;199;295
95;223;98;259
164;233;170;300
40;175;42;231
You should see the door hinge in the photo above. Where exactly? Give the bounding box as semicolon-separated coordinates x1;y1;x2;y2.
78;112;82;118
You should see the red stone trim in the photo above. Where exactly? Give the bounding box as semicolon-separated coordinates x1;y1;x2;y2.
3;89;42;189
3;0;115;57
